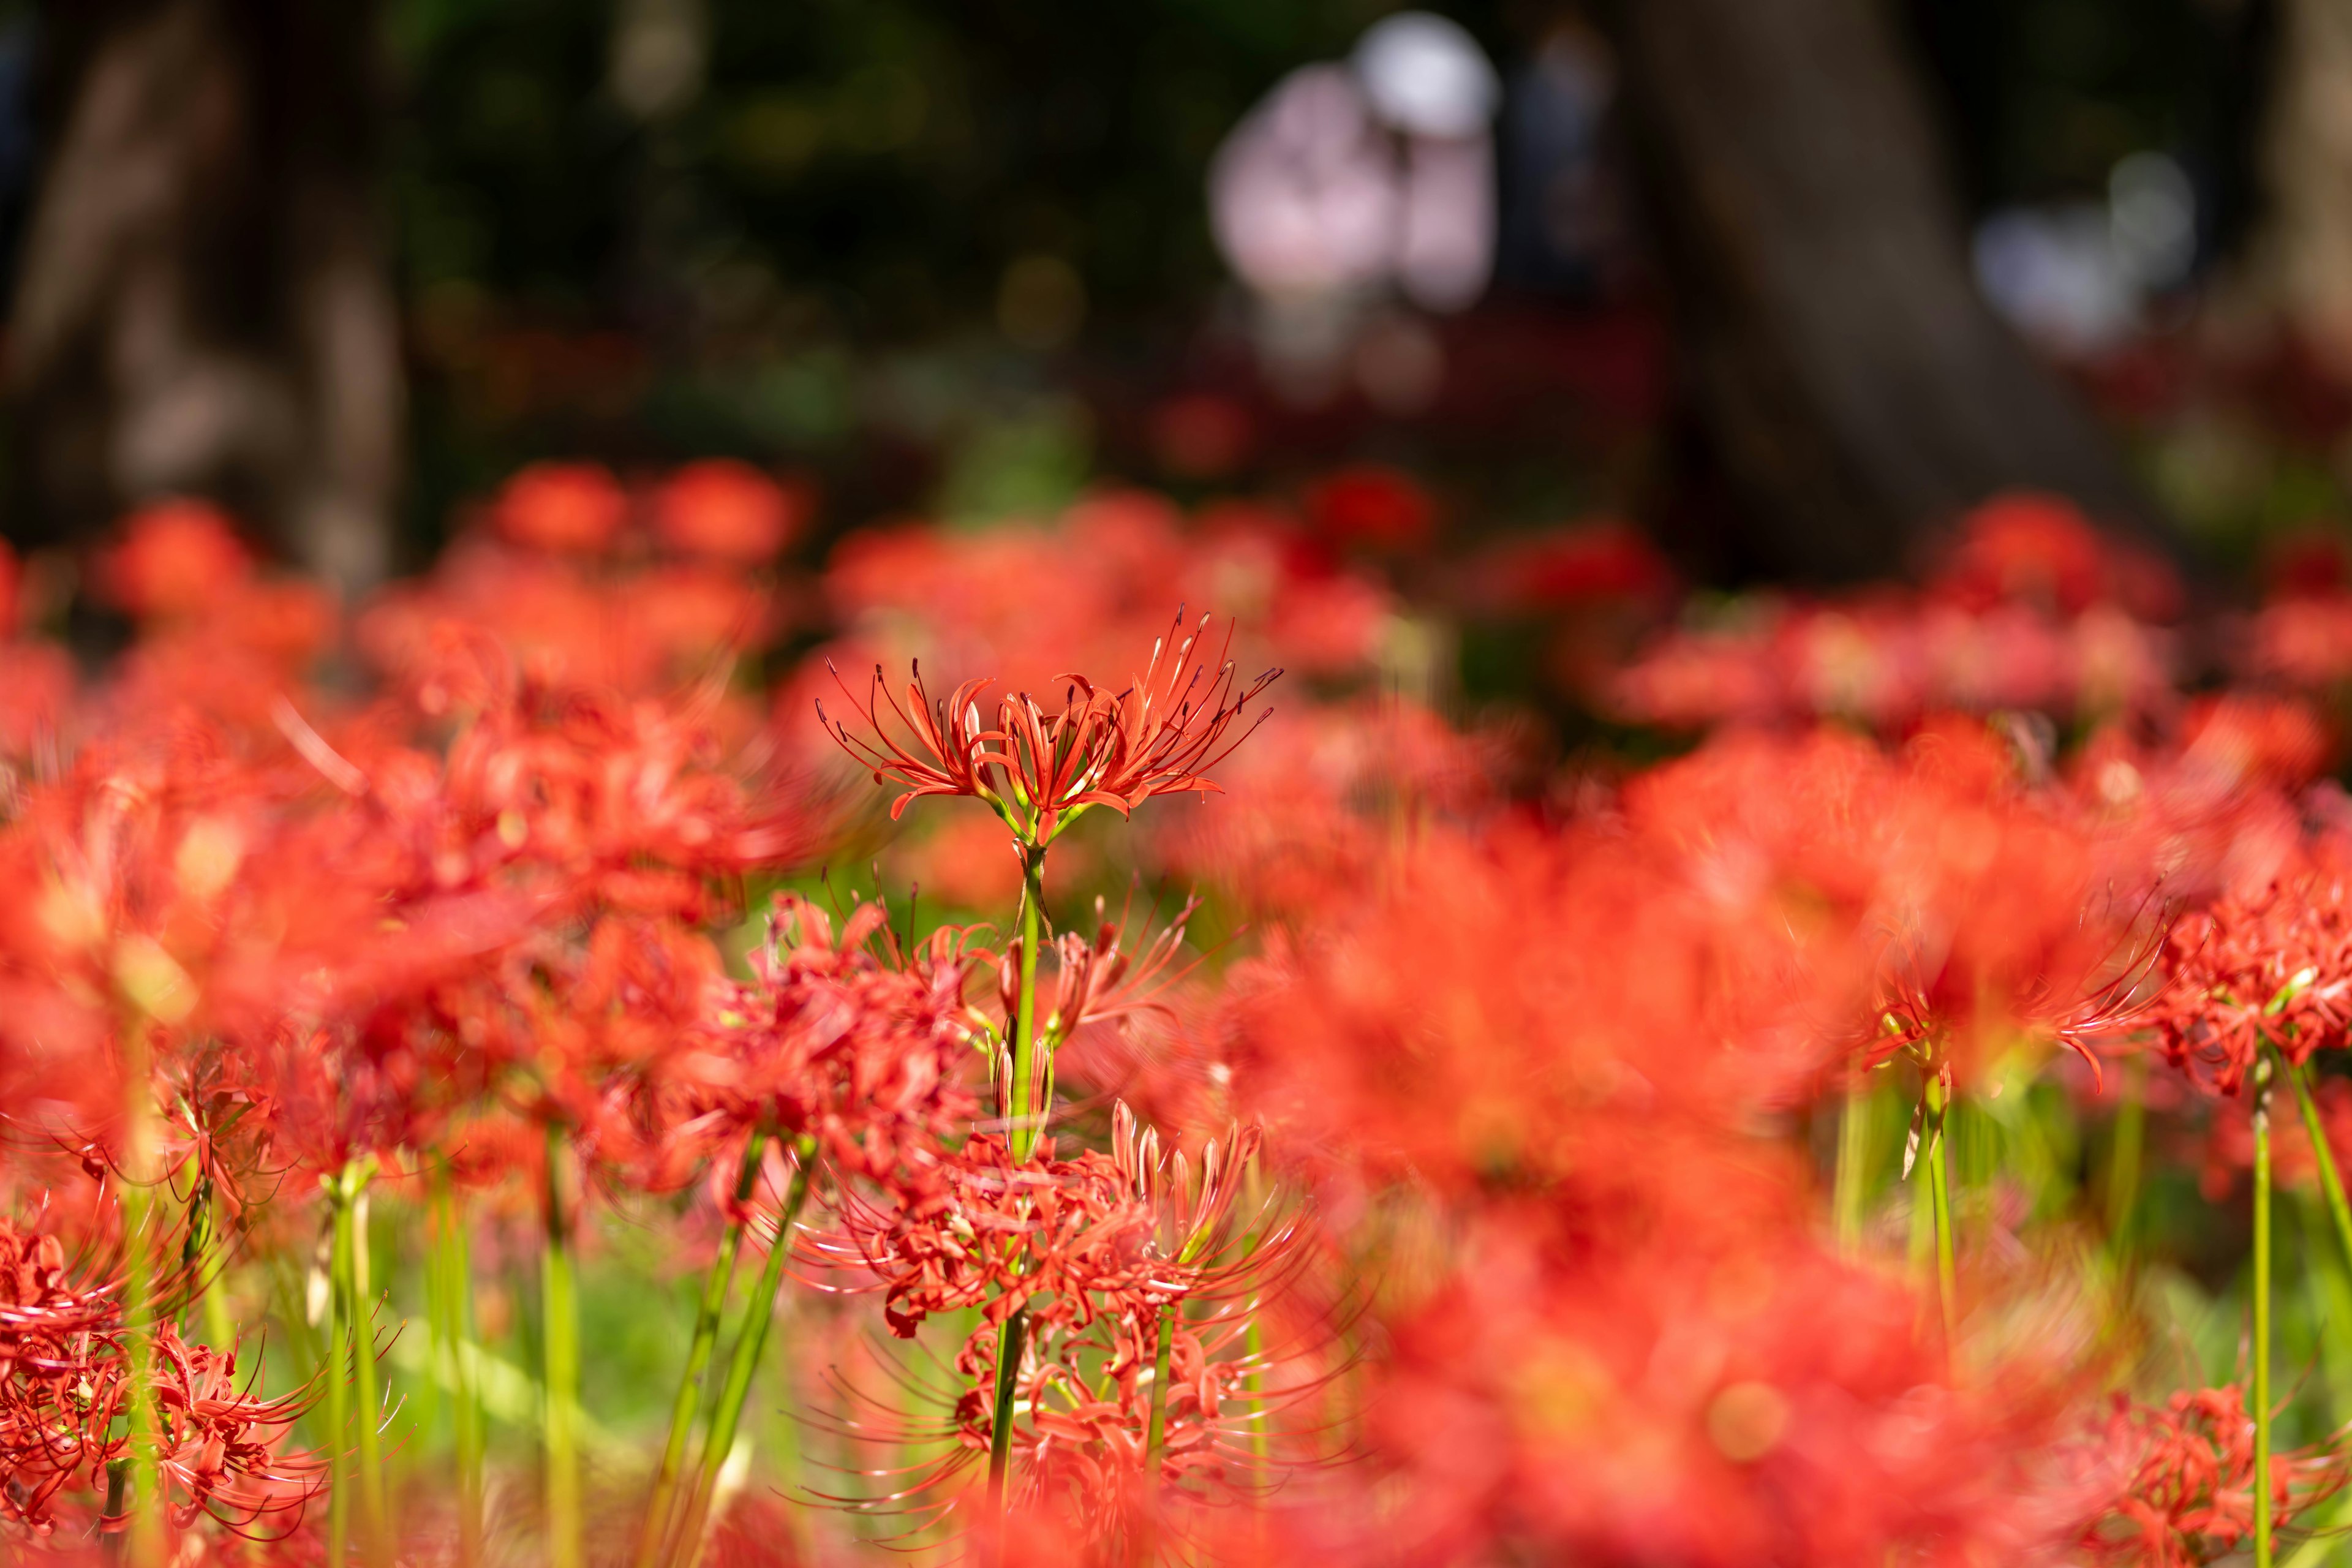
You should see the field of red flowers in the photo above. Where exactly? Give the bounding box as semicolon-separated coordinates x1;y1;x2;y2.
10;464;2352;1567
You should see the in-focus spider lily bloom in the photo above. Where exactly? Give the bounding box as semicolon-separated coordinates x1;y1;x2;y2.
0;1218;318;1540
813;1104;1311;1554
2080;1385;2346;1567
820;609;1280;845
2150;835;2352;1096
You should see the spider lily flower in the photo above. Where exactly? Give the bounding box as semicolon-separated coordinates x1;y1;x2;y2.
0;1218;318;1539
2079;1385;2345;1566
2149;837;2352;1096
1109;1101;1264;1268
996;892;1206;1055
820;609;1279;845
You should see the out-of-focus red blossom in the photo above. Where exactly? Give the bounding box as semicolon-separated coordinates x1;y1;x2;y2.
95;500;254;619
807;491;1386;773
1303;465;1437;551
492;461;629;553
361;543;775;710
652;459;809;563
1150;392;1254;479
2264;530;2352;600
1463;518;1675;613
2196;1071;2352;1199
677;894;977;1192
1935;491;2182;622
1204;755;2120;1562
2080;1386;2345;1566
1613;496;2177;731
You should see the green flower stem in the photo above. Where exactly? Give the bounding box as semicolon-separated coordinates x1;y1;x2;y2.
1137;1301;1178;1557
1923;1072;1958;1349
1008;848;1047;1163
666;1134;818;1568
1833;1068;1870;1254
2290;1058;2352;1272
636;1134;771;1568
2105;1053;2149;1257
985;1305;1029;1515
336;1161;390;1568
429;1169;483;1568
326;1189;352;1568
987;840;1052;1547
1241;1158;1272;1514
543;1123;584;1568
2255;1047;2277;1568
107;1017;166;1568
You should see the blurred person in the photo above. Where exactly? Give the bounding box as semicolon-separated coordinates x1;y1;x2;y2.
1495;12;1636;302
1208;11;1499;407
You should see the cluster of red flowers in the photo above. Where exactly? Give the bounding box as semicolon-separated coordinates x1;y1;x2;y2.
1612;493;2182;731
4;462;2352;1568
0;1218;316;1539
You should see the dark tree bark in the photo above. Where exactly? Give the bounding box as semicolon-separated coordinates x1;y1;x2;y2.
7;0;399;595
1599;0;2174;584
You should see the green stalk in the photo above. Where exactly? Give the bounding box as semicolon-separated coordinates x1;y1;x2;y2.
1007;849;1046;1163
985;1306;1029;1515
986;842;1050;1538
2105;1053;2149;1256
543;1123;583;1568
108;1019;165;1567
331;1166;390;1568
1833;1068;1871;1254
636;1134;771;1568
1137;1302;1177;1559
2255;1047;2276;1568
431;1173;484;1567
117;1193;165;1563
2291;1059;2352;1272
666;1134;819;1568
1923;1072;1958;1348
326;1191;352;1568
1240;1158;1272;1516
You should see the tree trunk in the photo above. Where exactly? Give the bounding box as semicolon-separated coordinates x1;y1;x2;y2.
7;0;399;596
2247;0;2352;371
1600;0;2171;584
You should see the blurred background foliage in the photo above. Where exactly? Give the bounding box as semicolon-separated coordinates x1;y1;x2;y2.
336;0;2282;562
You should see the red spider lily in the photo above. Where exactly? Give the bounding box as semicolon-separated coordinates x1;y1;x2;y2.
2080;1386;2345;1566
2149;834;2352;1096
812;1106;1311;1555
0;1216;318;1540
826;1137;1164;1340
674;893;980;1193
943;1298;1259;1548
1000;891;1205;1055
146;1327;323;1532
821;610;1280;843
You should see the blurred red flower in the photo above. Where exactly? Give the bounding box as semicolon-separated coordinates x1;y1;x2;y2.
97;500;254;619
492;462;629;553
653;459;810;563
